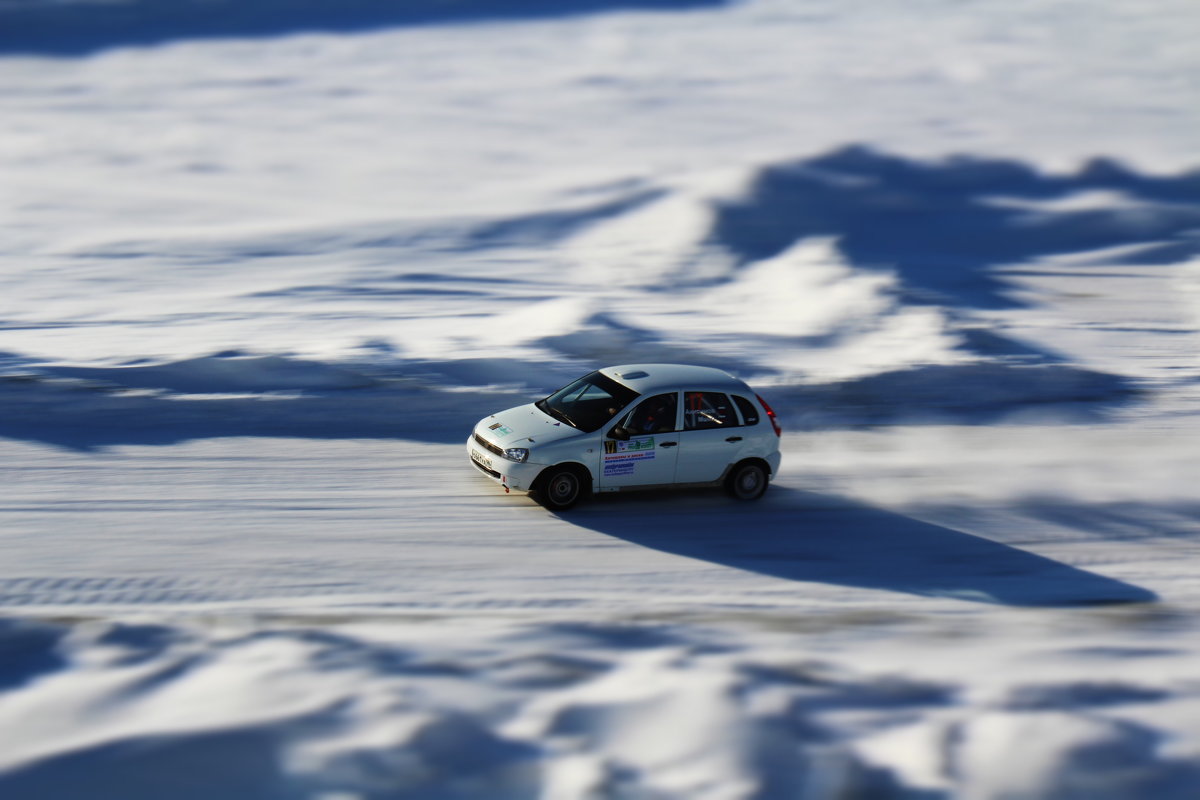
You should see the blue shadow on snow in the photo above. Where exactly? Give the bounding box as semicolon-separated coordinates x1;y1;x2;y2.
712;146;1200;309
0;385;516;451
565;488;1158;607
0;0;730;56
0;617;68;691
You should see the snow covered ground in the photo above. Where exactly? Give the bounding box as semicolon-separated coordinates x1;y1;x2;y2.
2;0;1200;797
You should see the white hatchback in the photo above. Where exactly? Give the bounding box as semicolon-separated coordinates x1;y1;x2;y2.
467;364;782;510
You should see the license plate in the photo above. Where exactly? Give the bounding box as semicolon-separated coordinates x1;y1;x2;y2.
471;449;493;470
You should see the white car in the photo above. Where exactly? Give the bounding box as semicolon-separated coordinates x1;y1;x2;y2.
467;363;782;510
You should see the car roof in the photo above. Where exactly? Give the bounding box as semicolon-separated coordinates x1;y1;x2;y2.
599;363;749;395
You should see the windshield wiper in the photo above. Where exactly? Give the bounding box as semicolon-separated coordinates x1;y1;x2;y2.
537;399;579;429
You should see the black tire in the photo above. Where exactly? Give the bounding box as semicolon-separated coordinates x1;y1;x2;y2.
536;465;587;511
726;461;768;501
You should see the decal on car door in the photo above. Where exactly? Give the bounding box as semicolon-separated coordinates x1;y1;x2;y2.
602;436;656;476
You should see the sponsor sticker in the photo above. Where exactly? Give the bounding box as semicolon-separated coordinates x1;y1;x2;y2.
488;423;514;437
604;436;655;455
602;436;656;477
603;459;639;477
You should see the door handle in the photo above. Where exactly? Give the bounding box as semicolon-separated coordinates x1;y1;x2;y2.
659;441;678;448
725;436;743;443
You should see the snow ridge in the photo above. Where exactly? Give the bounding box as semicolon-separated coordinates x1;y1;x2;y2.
2;615;1198;799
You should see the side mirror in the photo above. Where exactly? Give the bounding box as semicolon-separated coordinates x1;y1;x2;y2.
608;425;630;441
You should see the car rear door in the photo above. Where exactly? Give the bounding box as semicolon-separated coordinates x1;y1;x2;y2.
673;391;749;484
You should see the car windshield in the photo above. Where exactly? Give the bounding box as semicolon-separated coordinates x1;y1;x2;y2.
536;371;639;433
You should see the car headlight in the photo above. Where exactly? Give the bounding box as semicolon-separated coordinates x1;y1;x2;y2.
503;447;530;463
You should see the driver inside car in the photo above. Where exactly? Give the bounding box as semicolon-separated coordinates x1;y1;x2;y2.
627;394;677;434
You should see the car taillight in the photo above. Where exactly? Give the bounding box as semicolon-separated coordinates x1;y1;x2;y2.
756;393;781;437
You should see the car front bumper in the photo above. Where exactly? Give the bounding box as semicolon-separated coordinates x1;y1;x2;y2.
466;435;540;493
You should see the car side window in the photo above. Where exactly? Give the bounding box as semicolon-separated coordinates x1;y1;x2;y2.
684;391;735;430
732;395;760;426
621;393;678;434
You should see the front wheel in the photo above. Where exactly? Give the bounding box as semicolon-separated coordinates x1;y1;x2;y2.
535;466;587;511
726;461;768;501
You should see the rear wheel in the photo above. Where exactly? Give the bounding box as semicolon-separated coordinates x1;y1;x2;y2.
535;465;587;511
726;461;768;501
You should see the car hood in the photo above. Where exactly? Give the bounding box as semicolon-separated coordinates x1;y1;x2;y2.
475;403;586;448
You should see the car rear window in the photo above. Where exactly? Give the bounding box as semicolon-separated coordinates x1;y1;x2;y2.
732;395;760;425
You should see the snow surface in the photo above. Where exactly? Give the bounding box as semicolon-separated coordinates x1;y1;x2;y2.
2;0;1200;797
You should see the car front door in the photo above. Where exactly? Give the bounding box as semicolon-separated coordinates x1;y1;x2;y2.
598;392;680;489
674;391;747;483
